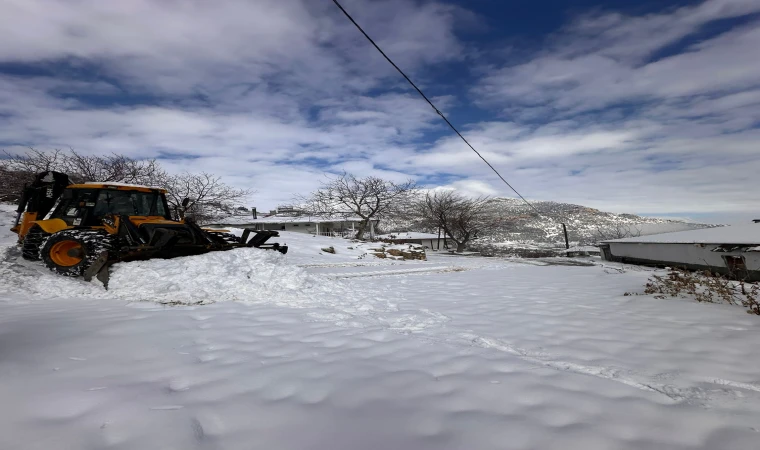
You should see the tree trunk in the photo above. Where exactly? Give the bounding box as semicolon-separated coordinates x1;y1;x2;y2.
456;242;466;253
355;219;367;240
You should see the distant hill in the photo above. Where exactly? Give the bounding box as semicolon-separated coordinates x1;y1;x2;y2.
382;197;715;249
476;198;714;247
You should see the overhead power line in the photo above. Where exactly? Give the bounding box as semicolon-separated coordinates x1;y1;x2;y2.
330;0;544;218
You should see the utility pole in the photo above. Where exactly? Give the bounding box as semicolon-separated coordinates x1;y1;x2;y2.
561;223;569;249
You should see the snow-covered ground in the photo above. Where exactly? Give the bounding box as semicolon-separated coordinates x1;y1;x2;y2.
2;203;760;449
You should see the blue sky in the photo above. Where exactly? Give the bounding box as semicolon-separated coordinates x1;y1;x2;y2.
1;0;758;223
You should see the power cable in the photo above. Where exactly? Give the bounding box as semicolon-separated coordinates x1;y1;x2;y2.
330;0;545;218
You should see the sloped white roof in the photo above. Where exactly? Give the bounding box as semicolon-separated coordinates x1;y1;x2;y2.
605;223;760;245
377;232;441;240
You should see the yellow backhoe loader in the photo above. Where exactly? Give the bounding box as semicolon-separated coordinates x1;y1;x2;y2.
11;171;287;287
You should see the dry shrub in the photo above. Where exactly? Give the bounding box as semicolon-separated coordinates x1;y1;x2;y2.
644;268;760;315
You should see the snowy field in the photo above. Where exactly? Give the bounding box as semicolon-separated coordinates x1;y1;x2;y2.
2;204;760;449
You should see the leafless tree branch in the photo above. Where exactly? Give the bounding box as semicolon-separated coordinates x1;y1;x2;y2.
413;190;504;252
297;172;416;240
1;148;252;224
595;224;643;242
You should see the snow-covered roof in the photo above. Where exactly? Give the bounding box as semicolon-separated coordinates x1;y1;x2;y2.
377;232;440;240
210;214;367;225
604;223;760;245
83;181;161;189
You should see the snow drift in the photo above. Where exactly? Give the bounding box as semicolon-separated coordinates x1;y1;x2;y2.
108;249;342;305
1;244;361;308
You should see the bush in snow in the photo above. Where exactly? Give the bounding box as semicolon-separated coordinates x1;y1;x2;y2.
643;268;760;315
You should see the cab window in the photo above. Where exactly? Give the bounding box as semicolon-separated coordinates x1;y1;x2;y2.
93;190;163;217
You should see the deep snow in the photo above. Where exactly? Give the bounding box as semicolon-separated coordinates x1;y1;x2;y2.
2;204;760;450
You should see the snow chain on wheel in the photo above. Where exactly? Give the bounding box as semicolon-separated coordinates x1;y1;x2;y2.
22;226;50;261
40;229;116;277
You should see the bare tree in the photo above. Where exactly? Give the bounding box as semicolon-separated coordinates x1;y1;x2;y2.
298;172;416;240
595;224;643;242
1;147;166;189
1;148;252;225
415;190;502;253
1;149;66;201
0;167;31;202
160;172;252;223
62;150;166;186
2;148;65;173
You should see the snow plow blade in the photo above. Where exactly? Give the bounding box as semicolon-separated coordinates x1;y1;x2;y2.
83;251;113;288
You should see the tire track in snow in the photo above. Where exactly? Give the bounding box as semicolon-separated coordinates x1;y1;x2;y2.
463;335;681;400
431;333;759;405
700;378;760;393
304;261;697;402
297;261;393;268
322;266;467;279
308;260;760;406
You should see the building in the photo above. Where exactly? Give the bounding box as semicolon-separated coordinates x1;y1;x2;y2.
207;212;378;238
599;223;760;281
564;245;601;257
376;232;444;250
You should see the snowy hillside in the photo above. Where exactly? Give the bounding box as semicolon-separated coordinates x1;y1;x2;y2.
482;197;712;244
380;197;713;248
2;204;760;450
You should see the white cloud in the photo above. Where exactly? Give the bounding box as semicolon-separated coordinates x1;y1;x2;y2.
0;0;469;208
476;0;760;111
456;0;760;220
0;0;465;97
442;179;499;197
0;0;758;221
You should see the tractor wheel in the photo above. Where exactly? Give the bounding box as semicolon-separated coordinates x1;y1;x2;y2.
40;230;115;277
22;226;50;261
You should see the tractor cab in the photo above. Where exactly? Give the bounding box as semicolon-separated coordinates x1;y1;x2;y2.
14;178;180;244
49;184;173;227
